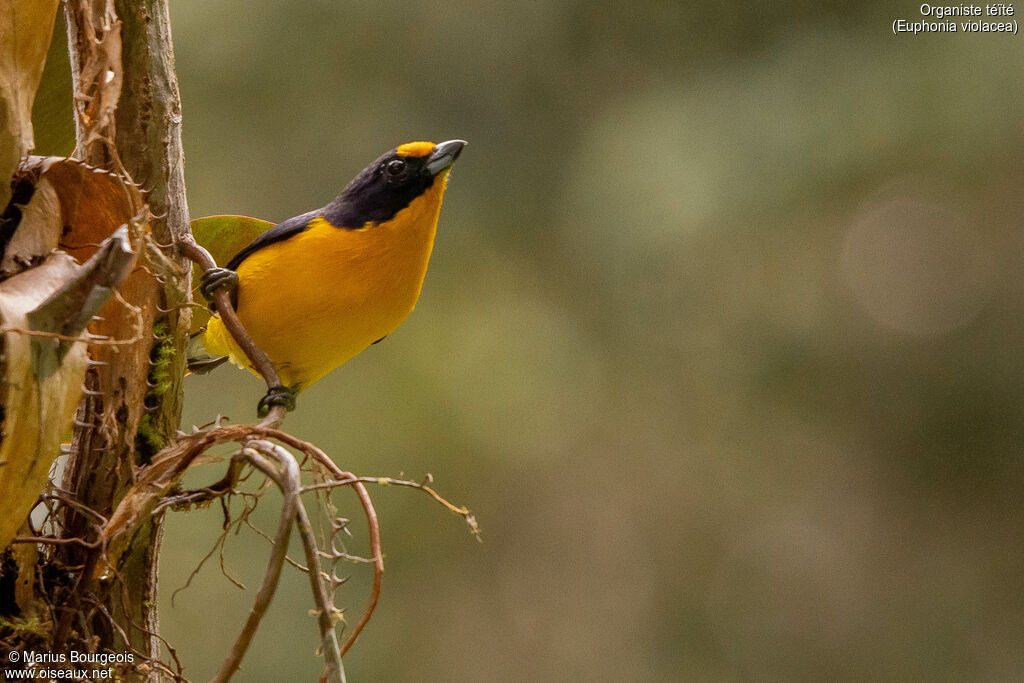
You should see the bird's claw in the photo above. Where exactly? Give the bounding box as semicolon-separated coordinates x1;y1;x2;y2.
258;385;296;417
199;267;239;301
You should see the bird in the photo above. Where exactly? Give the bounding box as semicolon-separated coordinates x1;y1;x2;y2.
189;139;466;415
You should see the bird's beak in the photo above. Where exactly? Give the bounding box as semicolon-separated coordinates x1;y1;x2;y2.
425;139;466;175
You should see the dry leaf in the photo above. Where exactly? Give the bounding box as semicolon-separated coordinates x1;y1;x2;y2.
0;253;90;549
0;155;143;550
0;229;136;550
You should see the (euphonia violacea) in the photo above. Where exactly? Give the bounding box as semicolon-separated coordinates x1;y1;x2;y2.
190;139;466;415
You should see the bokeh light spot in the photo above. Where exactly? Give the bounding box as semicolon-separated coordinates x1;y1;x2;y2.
840;195;995;336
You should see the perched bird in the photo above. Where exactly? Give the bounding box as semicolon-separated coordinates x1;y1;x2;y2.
190;139;466;414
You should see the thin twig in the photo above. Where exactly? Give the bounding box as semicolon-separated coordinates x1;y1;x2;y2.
169;519;241;607
152;457;245;514
337;478;383;660
2;324;138;346
10;535;100;549
45;488;110;525
301;476;479;536
255;430;385;655
85;599;185;682
287;466;345;681
211;444;300;683
241;515;308;572
92;549;191;683
103;421;463;670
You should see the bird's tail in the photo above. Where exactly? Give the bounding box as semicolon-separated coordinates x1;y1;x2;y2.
186;329;229;374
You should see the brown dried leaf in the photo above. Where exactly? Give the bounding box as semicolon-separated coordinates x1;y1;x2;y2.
0;155;143;550
0;228;137;550
101;424;255;572
0;252;89;550
4;156;142;278
1;163;61;275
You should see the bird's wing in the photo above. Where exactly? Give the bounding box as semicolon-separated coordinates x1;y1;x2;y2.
225;209;323;270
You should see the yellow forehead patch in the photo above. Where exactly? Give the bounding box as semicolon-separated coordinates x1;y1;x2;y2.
396;141;436;157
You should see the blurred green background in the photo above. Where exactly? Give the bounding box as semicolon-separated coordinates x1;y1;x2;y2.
152;1;1024;680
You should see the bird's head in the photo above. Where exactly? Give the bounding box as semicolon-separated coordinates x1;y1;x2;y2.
327;140;466;228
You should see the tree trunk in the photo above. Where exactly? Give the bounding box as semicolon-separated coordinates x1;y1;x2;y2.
59;0;189;671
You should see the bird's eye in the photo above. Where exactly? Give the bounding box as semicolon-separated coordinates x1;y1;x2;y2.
385;159;406;176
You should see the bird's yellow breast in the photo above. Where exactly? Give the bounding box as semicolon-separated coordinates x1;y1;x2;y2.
203;171;449;390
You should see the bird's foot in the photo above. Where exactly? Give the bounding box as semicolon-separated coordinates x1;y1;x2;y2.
258;385;296;417
199;267;239;301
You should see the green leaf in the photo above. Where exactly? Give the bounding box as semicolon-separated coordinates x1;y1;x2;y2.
189;214;273;332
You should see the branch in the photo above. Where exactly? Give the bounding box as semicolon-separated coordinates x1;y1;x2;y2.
290;458;345;683
61;0;192;664
66;0;123;169
100;423;260;570
211;443;300;683
255;429;385;655
103;420;472;673
302;475;480;540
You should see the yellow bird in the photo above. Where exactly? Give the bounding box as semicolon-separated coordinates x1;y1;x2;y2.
191;139;465;414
